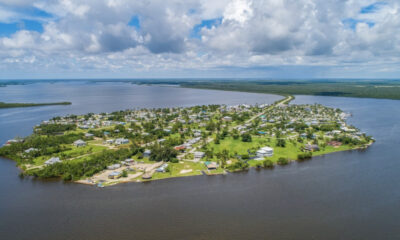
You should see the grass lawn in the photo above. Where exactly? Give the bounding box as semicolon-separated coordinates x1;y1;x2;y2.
150;161;206;180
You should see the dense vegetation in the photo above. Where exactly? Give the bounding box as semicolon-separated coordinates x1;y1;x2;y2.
0;101;71;109
180;80;400;100
28;148;136;181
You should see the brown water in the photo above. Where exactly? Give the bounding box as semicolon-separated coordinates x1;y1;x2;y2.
0;83;400;240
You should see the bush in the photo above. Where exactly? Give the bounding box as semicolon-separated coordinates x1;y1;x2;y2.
263;159;274;169
170;158;179;163
241;133;252;142
277;157;289;165
297;152;312;161
276;139;286;147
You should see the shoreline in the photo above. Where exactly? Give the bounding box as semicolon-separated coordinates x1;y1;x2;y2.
73;141;373;187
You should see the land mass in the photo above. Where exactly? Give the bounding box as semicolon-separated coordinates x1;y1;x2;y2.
179;79;400;100
0;102;71;109
0;95;373;187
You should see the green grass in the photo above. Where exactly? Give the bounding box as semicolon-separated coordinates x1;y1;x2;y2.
207;135;365;167
151;161;206;180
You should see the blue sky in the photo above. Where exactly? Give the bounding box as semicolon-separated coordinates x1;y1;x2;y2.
0;0;398;79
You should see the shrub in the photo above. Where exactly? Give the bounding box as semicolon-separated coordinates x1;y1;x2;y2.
277;157;289;165
263;159;274;169
241;133;252;142
297;152;312;161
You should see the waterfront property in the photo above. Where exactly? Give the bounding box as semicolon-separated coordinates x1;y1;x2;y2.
0;95;373;186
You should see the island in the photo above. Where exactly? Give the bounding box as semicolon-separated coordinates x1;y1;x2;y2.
0;96;373;187
0;102;72;109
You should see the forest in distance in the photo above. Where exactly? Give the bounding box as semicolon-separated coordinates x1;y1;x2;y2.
1;79;400;100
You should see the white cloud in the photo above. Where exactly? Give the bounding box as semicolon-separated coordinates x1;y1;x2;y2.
0;0;399;78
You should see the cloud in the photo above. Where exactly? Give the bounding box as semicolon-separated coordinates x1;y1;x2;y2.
0;0;399;79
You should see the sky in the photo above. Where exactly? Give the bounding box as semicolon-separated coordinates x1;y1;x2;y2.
0;0;399;79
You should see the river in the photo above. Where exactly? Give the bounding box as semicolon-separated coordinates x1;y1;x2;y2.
0;82;399;240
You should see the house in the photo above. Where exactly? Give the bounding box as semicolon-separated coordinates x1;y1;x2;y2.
24;148;37;154
143;149;151;158
105;139;114;144
115;138;129;145
205;161;218;170
156;163;168;172
85;133;94;138
107;164;121;170
45;157;61;165
73;139;86;147
108;171;122;179
174;145;186;151
327;141;342;147
222;116;232;121
305;144;320;151
124;158;135;165
194;151;205;161
255;146;274;160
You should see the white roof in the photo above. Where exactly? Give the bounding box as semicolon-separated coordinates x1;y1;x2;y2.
260;146;273;151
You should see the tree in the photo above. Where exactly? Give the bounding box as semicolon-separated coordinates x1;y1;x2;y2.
241;133;252;142
214;135;220;144
276;139;286;147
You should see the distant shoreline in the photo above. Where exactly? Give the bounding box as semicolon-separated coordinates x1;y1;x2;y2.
0;102;72;109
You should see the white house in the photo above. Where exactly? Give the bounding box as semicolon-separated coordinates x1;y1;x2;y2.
45;157;61;165
24;148;37;154
74;139;86;147
85;133;94;138
107;164;121;170
143;149;151;158
255;146;274;160
194;151;205;161
115;138;129;145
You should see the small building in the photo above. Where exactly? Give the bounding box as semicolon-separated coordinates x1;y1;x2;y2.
255;146;274;160
115;138;129;145
156;163;169;172
327;141;342;147
24;148;38;154
194;151;205;161
305;144;320;152
124;158;135;165
73;139;86;147
205;161;218;170
174;145;186;151
108;171;122;179
85;133;94;138
107;164;121;170
143;149;151;158
45;157;61;165
222;116;232;121
105;139;114;144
